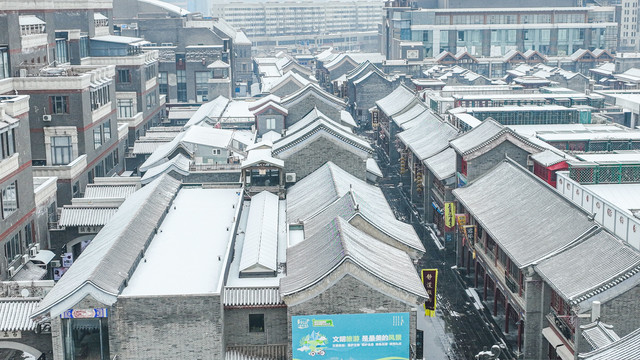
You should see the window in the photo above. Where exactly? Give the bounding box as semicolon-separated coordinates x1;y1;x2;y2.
1;129;16;159
145;64;157;81
95;160;104;177
80;36;89;59
24;222;34;244
51;96;69;114
90;85;111;110
62;318;110;360
177;70;187;102
457;31;465;42
0;47;9;80
117;69;131;83
56;38;69;64
265;118;276;130
117;99;134;118
195;71;209;102
105;153;114;172
249;314;264;332
158;72;168;95
3;232;21;261
51;136;72;165
103;120;111;142
146;91;158;110
94;127;102;149
72;181;79;198
2;181;18;219
113;148;119;166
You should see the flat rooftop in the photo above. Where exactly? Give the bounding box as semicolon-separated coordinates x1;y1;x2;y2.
121;188;242;297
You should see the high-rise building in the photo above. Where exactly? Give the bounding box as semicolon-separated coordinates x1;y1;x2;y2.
383;3;619;60
211;0;383;52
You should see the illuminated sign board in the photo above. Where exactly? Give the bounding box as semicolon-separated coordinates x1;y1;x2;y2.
292;312;410;360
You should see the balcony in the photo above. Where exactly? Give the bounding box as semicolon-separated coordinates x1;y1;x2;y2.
32;154;87;180
92;102;113;123
546;312;575;346
118;112;144;128
21;33;48;49
0;153;19;181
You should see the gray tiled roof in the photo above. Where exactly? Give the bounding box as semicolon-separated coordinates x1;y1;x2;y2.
223;287;283;307
581;321;620;351
535;229;640;305
302;190;424;254
453;160;596;268
424;148;456;181
450;118;543;157
58;207;119;227
375;84;416;117
0;300;38;331
579;326;640;360
84;184;137;199
286;162;383;224
531;150;567;167
33;175;181;317
272;119;372;156
391;102;429;128
449;119;504;155
280;217;427;299
397;116;459;160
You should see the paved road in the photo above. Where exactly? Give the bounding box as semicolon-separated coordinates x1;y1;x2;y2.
374;149;512;360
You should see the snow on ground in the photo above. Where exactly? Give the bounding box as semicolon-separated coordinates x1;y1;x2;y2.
121;188;242;296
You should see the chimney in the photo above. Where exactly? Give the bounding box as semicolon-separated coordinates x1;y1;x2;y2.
591;301;601;322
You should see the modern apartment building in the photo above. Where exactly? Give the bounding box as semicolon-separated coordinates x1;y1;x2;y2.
113;0;252;100
211;0;382;52
383;3;618;60
0;83;38;281
619;0;639;51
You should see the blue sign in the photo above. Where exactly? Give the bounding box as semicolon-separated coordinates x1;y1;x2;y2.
292;312;410;360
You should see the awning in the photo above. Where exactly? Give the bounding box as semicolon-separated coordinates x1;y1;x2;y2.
31;249;55;266
542;327;574;360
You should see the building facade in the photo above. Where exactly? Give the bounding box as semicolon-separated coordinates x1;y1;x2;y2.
383;4;618;60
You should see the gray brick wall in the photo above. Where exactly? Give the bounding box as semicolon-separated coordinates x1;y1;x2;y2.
278;137;367;181
110;295;224;360
271;82;304;98
287;274;418;360
601;285;640;337
224;307;288;346
284;97;343;126
467;141;531;182
51;294;108;360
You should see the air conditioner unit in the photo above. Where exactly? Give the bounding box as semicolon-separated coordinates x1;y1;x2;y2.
42;114;52;122
7;266;15;278
22;254;30;264
35;242;40;252
51;260;61;268
30;246;38;257
285;173;296;183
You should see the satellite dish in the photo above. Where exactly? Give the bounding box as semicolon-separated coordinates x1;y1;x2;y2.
21;288;30;297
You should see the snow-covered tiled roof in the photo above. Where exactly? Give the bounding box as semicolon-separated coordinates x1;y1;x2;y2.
280;217;428;300
272;119;371;157
239;191;279;275
536;229;640;307
223;287;283;307
141;153;190;185
58;207;119;227
84;184;137;199
34;175;181;318
0;300;38;331
375;84;416;117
